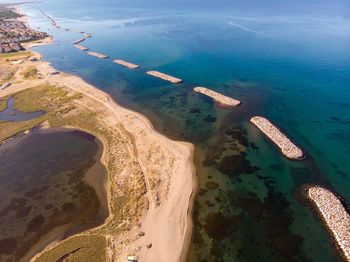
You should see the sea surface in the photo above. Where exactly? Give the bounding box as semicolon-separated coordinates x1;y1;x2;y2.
0;128;108;262
18;1;350;261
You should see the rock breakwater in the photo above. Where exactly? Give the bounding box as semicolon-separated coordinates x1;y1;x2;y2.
146;71;182;83
250;116;304;160
193;86;241;107
308;186;350;261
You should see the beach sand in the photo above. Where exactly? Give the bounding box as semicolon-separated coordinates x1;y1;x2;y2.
1;19;195;262
39;54;195;262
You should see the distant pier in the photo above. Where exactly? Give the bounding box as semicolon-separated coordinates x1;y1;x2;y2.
194;87;240;107
74;45;89;51
146;71;182;83
72;38;85;44
308;186;350;260
113;59;140;69
87;52;109;59
71;30;84;33
250;116;304;160
40;10;69;31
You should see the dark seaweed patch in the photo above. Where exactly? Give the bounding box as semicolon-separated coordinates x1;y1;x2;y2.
234;198;263;222
202;159;216;167
44;204;53;210
225;126;248;147
62;203;77;212
218;155;259;177
326;131;350;143
0;197;27;218
24;186;48;198
336;170;347;178
16;205;32;218
27;215;45;232
198;188;208;196
205;181;219;190
206;201;215;207
215;197;222;203
204;212;241;240
263;183;304;259
0;238;17;255
192;202;205;245
249;142;259;150
190;108;201;114
204;115;217;123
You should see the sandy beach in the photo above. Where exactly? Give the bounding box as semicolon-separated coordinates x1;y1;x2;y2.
38;55;195;262
1;8;196;262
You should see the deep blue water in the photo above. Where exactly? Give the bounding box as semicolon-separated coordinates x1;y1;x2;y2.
20;1;350;261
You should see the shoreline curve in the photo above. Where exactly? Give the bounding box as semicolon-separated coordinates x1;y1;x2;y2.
6;6;196;262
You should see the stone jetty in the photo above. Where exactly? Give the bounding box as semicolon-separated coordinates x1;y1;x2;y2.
194;86;241;107
308;186;350;260
87;52;109;59
72;38;85;44
84;33;92;38
74;45;89;51
71;30;84;33
146;71;182;83
113;59;140;69
40;10;69;31
250;116;304;160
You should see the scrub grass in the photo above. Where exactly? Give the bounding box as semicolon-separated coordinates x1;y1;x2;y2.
1;68;17;83
13;84;82;113
34;235;106;262
0;98;8;112
21;66;38;79
0;51;31;59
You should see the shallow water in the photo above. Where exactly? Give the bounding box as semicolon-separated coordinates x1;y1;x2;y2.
0;98;46;122
18;1;350;261
0;128;108;262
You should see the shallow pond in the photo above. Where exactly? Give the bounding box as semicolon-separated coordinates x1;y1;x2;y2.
0;98;46;122
0;128;108;262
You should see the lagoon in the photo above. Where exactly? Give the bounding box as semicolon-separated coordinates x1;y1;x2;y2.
0;128;108;262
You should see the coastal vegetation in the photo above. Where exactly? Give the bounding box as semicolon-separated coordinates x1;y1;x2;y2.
0;51;30;58
21;66;38;79
0;51;152;261
34;235;106;262
0;68;16;83
0;98;7;111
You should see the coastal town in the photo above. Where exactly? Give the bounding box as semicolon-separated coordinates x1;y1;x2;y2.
0;8;47;53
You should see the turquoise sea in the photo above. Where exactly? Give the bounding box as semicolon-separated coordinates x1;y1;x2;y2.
18;1;350;261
